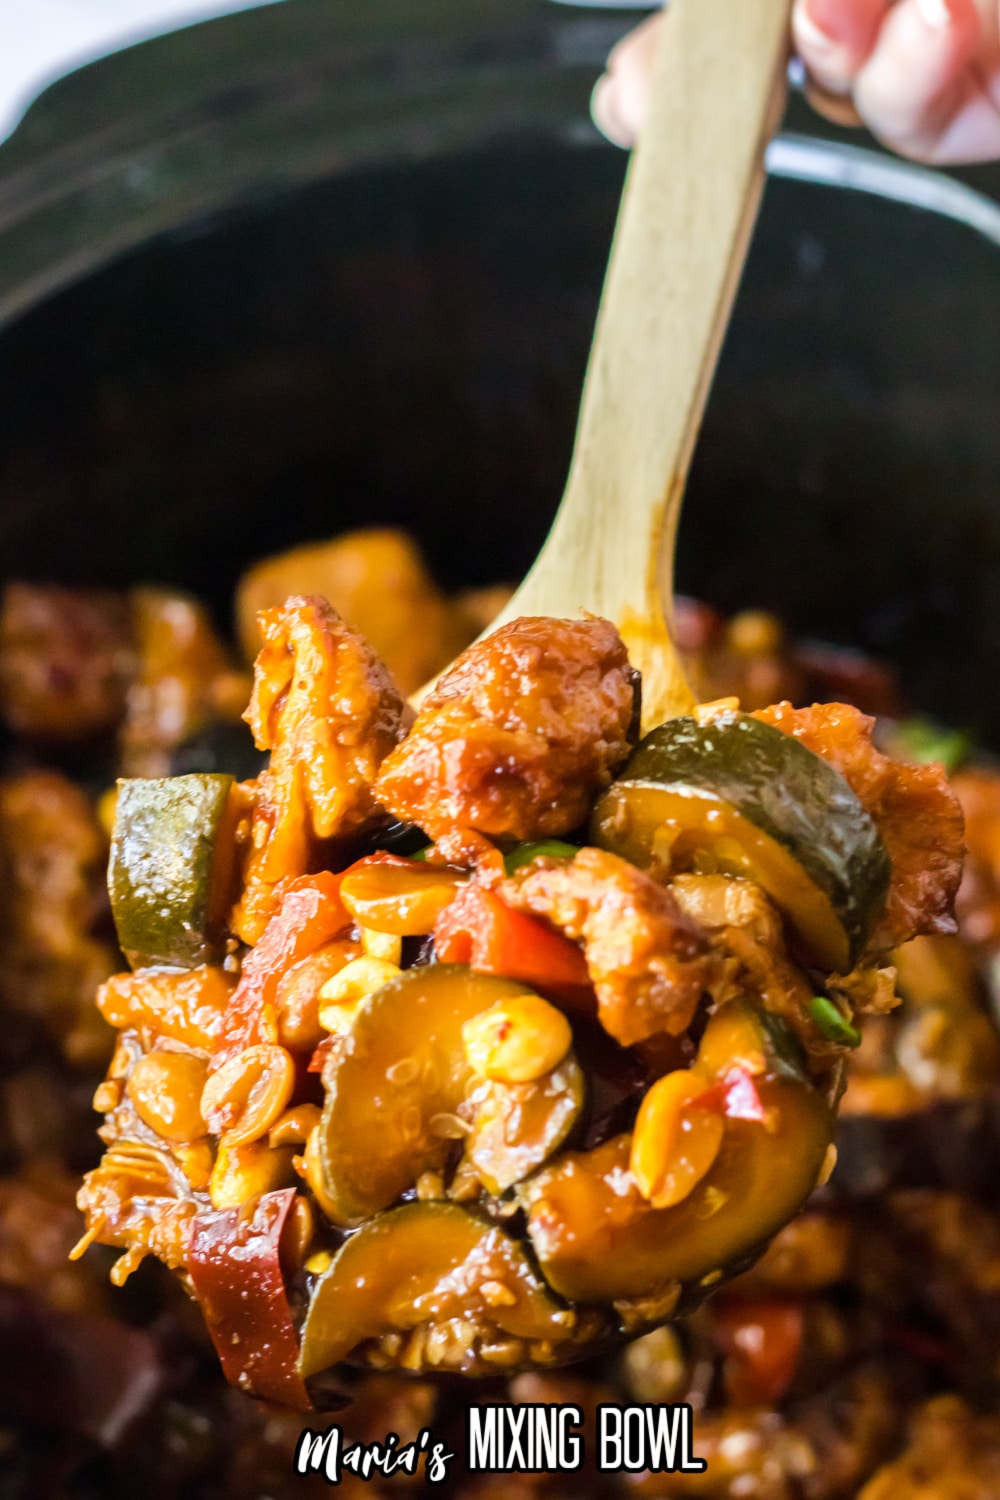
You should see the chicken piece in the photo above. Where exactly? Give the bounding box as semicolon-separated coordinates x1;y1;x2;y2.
885;936;1000;1101
885;1191;1000;1383
0;583;132;740
952;765;1000;954
625;1366;900;1499
732;1210;853;1296
119;586;249;778
233;595;407;943
76;1153;199;1281
236;528;472;698
669;874;827;1058
753;702;964;951
376;615;637;846
499;847;707;1046
0;771;116;1067
859;1396;1000;1500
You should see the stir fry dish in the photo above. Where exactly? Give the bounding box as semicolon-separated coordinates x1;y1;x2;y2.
6;530;1000;1497
66;573;963;1409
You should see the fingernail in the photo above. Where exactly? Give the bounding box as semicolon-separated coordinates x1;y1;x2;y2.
590;75;632;149
916;0;953;29
795;2;838;58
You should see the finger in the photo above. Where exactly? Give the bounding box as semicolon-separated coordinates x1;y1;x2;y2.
591;13;663;149
803;80;865;129
854;0;983;158
926;88;1000;162
793;0;890;96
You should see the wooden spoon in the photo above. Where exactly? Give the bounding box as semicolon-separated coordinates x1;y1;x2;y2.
437;0;792;731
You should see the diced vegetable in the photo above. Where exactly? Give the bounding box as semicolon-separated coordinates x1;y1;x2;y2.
298;1202;584;1379
109;774;241;968
213;872;350;1065
520;1002;832;1304
188;1188;315;1409
592;714;890;970
711;1297;806;1406
317;965;584;1225
891;716;972;775
504;841;580;877
809;996;861;1049
466;1055;585;1195
434;885;594;1010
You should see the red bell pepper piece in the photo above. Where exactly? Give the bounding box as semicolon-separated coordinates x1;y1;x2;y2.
720;1066;767;1122
189;1188;321;1410
694;1067;766;1126
213;872;350;1067
712;1296;805;1406
434;884;594;1012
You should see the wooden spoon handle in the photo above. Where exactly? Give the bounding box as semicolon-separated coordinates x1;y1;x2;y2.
491;0;792;727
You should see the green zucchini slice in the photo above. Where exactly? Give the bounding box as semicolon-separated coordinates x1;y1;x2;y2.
299;1202;584;1378
318;964;584;1227
109;774;240;969
520;1001;833;1305
591;714;890;970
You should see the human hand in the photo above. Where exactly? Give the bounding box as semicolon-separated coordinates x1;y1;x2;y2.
592;1;1000;165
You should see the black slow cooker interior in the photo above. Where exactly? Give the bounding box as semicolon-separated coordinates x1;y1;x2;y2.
1;134;999;738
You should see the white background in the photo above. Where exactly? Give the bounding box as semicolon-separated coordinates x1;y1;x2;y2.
0;0;283;142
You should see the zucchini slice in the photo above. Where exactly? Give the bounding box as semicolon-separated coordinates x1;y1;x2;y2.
318;964;584;1227
591;714;890;970
109;774;241;969
299;1202;581;1379
520;1001;833;1304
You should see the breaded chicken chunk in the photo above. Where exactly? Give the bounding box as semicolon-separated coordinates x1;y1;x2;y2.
754;702;964;951
234;595;407;943
499;847;707;1045
375;616;636;845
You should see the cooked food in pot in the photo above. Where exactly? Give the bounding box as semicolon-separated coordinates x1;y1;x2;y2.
73;576;961;1406
5;531;1000;1495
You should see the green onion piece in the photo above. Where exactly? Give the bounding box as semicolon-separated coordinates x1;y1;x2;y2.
809;996;861;1049
893;717;973;775
504;841;580;877
410;846;431;862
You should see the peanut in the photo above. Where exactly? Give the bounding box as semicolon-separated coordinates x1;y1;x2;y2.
630;1069;725;1210
201;1043;295;1146
269;1103;323;1149
462;994;571;1084
339;859;466;935
317;956;401;1032
127;1050;209;1143
298;1125;340;1221
275;938;362;1050
209;1138;296;1210
361;927;403;965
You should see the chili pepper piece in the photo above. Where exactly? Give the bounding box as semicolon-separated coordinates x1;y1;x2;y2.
712;1296;806;1406
188;1187;316;1410
213;872;350;1067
